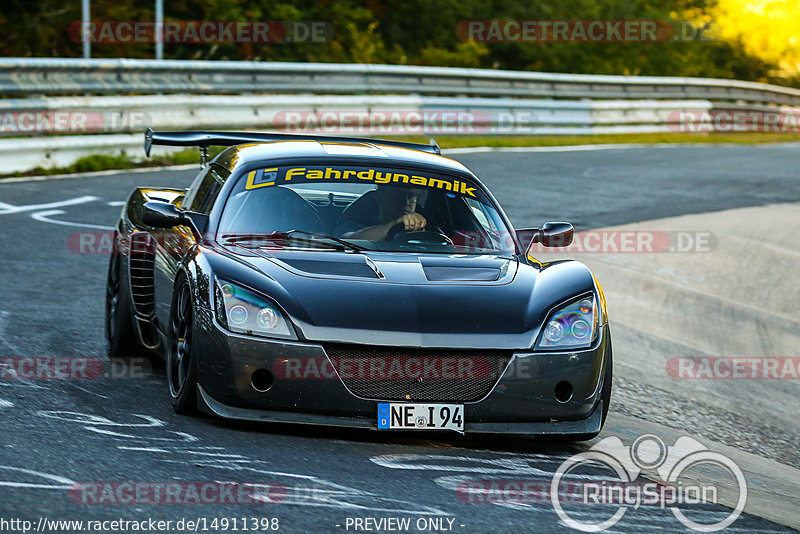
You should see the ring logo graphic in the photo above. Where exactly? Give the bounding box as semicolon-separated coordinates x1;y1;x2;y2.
550;435;747;532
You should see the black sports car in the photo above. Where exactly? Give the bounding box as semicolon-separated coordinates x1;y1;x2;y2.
105;129;612;440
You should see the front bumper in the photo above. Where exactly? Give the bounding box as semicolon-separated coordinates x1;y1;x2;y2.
198;384;605;436
193;307;611;435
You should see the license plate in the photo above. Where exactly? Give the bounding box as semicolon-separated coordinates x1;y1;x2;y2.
377;403;464;432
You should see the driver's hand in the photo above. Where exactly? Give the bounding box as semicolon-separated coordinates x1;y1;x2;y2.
397;212;426;232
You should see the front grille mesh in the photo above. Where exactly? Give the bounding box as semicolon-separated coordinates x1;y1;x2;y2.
323;344;512;402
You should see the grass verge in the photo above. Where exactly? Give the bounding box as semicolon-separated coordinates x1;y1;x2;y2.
392;132;800;148
2;133;799;179
0;148;224;179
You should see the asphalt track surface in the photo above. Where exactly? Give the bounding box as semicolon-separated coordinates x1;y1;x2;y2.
1;143;798;533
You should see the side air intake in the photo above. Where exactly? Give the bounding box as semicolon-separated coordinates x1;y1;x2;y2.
128;232;156;317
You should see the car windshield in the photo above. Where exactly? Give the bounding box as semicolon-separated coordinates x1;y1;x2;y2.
217;164;517;254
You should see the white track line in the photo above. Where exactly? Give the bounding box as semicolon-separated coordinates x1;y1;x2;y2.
0;196;99;214
30;209;114;230
445;141;800;155
444;142;706;155
0;163;199;184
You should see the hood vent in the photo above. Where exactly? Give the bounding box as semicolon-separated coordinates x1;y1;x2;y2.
423;266;501;282
279;258;379;278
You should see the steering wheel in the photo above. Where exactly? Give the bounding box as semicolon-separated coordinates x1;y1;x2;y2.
388;223;453;246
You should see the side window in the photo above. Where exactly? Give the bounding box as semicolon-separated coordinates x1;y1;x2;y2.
190;165;229;214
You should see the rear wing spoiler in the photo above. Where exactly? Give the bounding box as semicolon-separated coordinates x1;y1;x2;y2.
144;128;441;163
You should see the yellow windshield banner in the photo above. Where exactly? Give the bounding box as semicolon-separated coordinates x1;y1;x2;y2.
244;166;477;198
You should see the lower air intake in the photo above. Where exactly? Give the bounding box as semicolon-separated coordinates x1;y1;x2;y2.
322;343;512;402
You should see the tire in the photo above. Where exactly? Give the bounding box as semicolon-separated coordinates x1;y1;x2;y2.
166;275;199;415
105;252;149;359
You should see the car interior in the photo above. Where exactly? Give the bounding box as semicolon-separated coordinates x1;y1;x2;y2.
216;180;513;253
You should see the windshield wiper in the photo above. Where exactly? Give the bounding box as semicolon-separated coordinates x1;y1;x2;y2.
281;230;368;252
221;231;367;252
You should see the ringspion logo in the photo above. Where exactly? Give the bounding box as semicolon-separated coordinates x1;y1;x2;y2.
551;435;747;532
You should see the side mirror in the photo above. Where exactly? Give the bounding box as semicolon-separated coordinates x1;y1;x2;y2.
539;222;574;247
142;201;185;228
515;228;540;251
517;222;574;253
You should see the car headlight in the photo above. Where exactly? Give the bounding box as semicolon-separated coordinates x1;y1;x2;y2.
215;279;296;340
535;295;598;350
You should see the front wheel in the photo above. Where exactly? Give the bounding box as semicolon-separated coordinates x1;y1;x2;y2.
167;276;198;415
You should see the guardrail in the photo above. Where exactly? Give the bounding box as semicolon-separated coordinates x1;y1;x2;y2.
0;94;718;134
1;58;799;174
3;57;800;105
1;93;785;172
